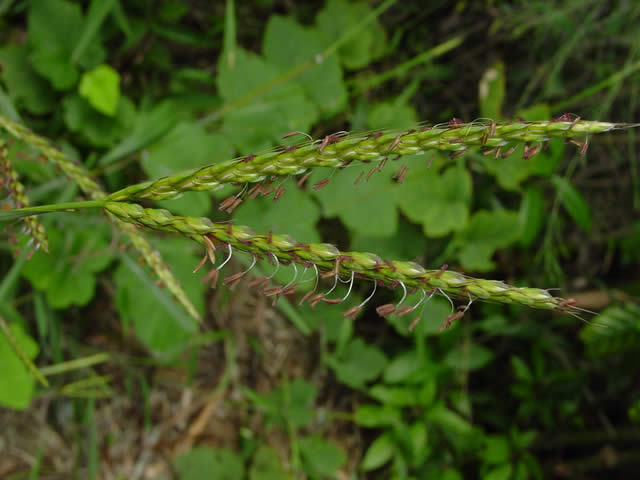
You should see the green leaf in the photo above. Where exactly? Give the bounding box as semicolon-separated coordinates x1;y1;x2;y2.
22;226;114;309
628;400;640;424
395;161;472;237
0;44;56;114
28;0;105;89
517;103;551;121
141;122;233;217
316;0;386;70
311;165;397;237
250;378;317;429
519;186;545;247
354;404;402;427
580;303;640;357
63;93;136;147
72;0;116;63
551;175;592;233
234;184;321;242
326;338;387;388
174;446;244;480
368;101;419;130
510;356;533;382
299;436;347;478
483;464;513;480
483;435;510;464
444;343;494;370
455;210;520;271
249;446;288;480
0;322;39;409
383;349;421;383
369;384;419;407
114;238;203;357
217;48;318;155
79;64;121;116
387;296;453;337
361;432;395;471
481;146;532;191
263;15;347;117
478;61;505;119
427;402;474;437
351;219;425;262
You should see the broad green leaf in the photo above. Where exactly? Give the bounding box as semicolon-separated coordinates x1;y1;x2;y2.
99;100;186;166
480;146;532;190
551;175;592;232
28;0;105;89
368;101;419;130
478;61;505;119
174;446;244;480
580;303;640;357
311;165;398;237
510;356;533;382
141;122;233;217
79;64;120;116
383;349;421;383
325;338;387;388
249;446;288;480
529;138;565;177
484;464;513;480
519;186;545;247
22;226;114;309
63;94;136;147
0;44;56;114
354;404;402;427
316;0;386;70
517;103;551;121
444;343;494;370
427;402;474;437
387;296;453;337
628;400;640;424
299;436;347;478
351;219;425;262
395;161;472;237
114;238;203;357
217;48;318;155
455;210;520;271
483;435;510;464
234;184;321;242
263;15;347;117
369;384;418;406
0;322;39;409
249;378;317;429
361;432;395;471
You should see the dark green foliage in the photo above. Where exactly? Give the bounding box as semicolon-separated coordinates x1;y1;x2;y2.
1;0;640;479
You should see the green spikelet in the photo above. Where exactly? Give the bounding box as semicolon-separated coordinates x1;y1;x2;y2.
107;119;620;202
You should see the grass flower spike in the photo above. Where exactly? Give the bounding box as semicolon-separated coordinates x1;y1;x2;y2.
107;118;621;202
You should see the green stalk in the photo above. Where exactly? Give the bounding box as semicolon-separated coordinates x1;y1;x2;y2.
0;200;105;221
107;120;620;202
105;202;580;314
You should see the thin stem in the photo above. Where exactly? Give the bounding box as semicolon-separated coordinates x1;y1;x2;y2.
0;200;105;222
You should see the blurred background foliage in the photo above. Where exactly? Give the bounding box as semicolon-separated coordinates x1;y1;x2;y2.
0;0;639;478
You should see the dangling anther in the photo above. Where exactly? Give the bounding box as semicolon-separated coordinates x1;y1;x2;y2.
354;171;365;185
313;178;330;190
376;304;396;317
297;172;311;187
501;146;516;158
274;184;286;201
282;130;313;141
